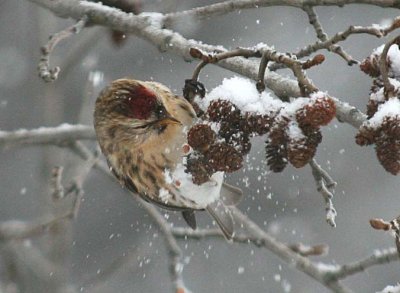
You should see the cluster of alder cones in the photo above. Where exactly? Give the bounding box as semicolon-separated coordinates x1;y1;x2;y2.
357;49;400;175
183;81;336;185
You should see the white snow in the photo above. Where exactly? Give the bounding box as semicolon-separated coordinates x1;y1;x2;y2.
198;76;284;115
368;98;400;128
370;78;400;102
287;121;305;141
162;162;223;208
373;44;400;75
378;284;400;293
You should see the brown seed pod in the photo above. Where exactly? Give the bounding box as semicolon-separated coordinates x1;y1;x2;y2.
268;119;289;146
375;137;400;175
300;125;322;146
205;143;243;172
207;99;241;122
381;116;400;138
187;124;216;153
228;133;252;155
355;125;377;146
287;138;318;168
360;54;382;77
366;99;383;119
185;156;214;185
242;113;274;135
265;142;287;173
296;96;336;127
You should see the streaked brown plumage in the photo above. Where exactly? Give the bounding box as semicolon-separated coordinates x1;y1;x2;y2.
94;78;242;238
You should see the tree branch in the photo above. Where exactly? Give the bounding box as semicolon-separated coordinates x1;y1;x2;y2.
0;124;95;148
38;16;88;82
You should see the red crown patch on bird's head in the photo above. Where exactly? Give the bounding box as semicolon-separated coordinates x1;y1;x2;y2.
122;83;158;120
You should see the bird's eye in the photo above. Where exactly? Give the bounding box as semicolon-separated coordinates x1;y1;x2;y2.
155;105;167;119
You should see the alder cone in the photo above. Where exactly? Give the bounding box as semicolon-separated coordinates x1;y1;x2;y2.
185;156;213;185
243;113;274;135
187;124;216;153
269;121;289;146
366;99;383;119
300;125;322;146
287;138;317;168
375;138;400;175
296;97;336;127
355;125;377;146
360;55;381;77
266;143;288;172
381;116;400;138
207;99;241;122
206;143;243;172
228;134;252;155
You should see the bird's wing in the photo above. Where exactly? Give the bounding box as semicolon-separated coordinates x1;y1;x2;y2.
206;199;234;240
220;183;243;206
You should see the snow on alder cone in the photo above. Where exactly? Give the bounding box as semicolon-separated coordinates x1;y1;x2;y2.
357;46;400;175
184;77;336;183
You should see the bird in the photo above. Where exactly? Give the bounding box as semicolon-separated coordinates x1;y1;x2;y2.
93;78;243;239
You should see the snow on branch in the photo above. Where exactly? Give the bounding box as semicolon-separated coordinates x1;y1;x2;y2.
0;124;95;148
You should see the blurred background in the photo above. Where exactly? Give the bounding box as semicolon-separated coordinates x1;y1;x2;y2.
0;1;399;292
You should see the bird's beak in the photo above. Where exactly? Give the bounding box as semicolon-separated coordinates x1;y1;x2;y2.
156;116;182;126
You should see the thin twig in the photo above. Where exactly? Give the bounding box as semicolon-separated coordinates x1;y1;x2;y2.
260;48;318;95
38;16;88;82
256;52;269;93
303;5;357;65
309;159;337;227
333;247;399;279
163;0;400;26
51;166;65;199
379;35;400;98
190;47;261;81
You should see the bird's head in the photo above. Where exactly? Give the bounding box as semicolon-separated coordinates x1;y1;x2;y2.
94;79;184;154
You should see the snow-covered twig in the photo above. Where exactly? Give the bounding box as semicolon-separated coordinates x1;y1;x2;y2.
27;0;371;130
0;124;95;148
38;16;88;82
310;159;337;227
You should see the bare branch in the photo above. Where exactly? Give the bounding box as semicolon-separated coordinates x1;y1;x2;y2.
26;0;370;131
303;5;357;65
333;247;399;279
172;227;328;257
230;207;352;293
0;213;72;242
51;166;65;199
0;124;95;148
38;16;88;82
310;159;337;227
163;0;400;25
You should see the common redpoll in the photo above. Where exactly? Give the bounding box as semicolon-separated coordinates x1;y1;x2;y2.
94;78;242;239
